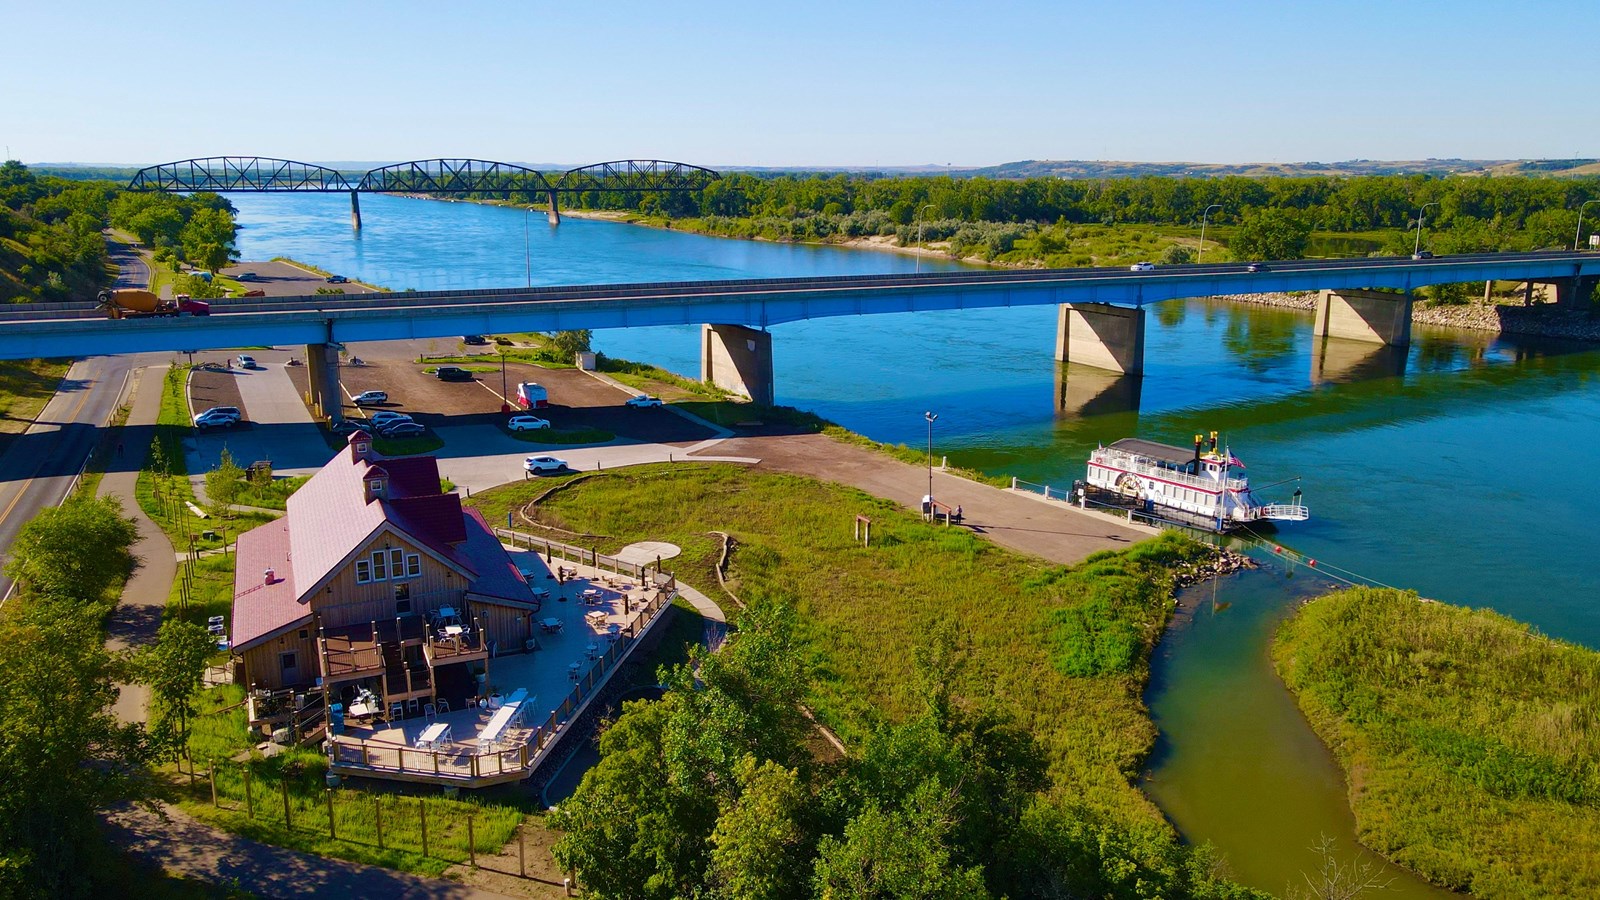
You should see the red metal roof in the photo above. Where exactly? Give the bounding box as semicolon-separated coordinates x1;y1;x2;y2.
460;507;536;606
231;518;308;649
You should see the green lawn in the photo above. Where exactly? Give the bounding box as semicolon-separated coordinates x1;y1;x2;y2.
1275;587;1600;898
0;358;69;454
468;464;1207;830
505;426;614;446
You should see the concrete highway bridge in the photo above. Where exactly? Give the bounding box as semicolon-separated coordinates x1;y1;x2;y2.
126;156;721;225
0;252;1594;415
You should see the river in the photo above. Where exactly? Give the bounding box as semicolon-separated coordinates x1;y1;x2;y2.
232;192;1600;896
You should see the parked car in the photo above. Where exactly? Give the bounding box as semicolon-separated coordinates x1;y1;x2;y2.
352;390;388;406
240;289;266;297
523;455;567;474
625;394;664;408
194;406;241;424
434;366;473;382
193;409;240;429
329;419;367;434
367;411;413;428
507;415;551;431
235;272;261;282
1412;250;1434;260
1129;262;1157;272
236;355;258;369
377;421;426;438
462;335;489;345
325;274;349;284
1246;262;1268;273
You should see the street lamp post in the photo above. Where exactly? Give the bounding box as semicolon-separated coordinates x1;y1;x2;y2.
1198;204;1222;262
499;349;509;413
1413;202;1440;257
1576;200;1600;251
924;411;938;517
915;204;937;274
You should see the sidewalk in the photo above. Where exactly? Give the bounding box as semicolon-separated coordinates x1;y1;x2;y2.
99;365;177;724
103;803;515;900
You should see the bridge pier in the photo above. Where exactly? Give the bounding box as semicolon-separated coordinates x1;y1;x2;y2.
1313;289;1412;346
304;343;344;421
701;324;774;406
350;191;362;230
547;189;561;226
1054;303;1145;375
1554;275;1598;308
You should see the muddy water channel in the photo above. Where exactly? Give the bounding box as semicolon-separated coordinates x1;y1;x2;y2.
231;192;1600;895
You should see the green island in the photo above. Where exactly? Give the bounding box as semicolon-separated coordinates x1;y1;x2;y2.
1274;587;1600;898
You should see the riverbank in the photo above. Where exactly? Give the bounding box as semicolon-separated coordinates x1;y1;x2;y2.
1204;290;1600;342
1273;586;1600;898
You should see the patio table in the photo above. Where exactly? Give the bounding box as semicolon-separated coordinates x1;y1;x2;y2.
415;722;450;750
540;617;564;633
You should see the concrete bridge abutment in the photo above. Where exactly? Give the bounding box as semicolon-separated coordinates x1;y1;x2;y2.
350;191;362;230
1313;289;1412;346
701;324;774;406
1555;275;1599;308
547;189;561;226
1054;303;1145;375
304;343;344;421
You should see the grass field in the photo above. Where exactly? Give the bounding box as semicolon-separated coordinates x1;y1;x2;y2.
1275;587;1600;898
468;463;1207;830
0;358;69;454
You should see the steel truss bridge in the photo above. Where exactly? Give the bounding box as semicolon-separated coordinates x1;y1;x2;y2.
125;157;721;224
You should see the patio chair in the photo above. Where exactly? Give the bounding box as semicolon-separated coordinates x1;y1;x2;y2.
389;701;404;721
405;698;420;717
436;699;450;714
423;703;436;720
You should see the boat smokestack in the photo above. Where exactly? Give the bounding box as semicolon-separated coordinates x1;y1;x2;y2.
1193;434;1203;473
1209;431;1219;454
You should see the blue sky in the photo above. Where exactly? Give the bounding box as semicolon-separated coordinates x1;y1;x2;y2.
3;0;1595;167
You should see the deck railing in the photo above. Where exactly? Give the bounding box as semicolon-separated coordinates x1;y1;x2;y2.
494;526;675;586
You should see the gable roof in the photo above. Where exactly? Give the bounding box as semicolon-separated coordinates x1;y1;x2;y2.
460;507;536;606
231;518;309;649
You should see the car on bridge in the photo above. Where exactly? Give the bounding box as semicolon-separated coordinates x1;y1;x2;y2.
434;366;474;382
507;415;551;431
1129;261;1156;272
625;395;664;408
352;390;388;406
1412;251;1434;260
325;274;349;284
523;455;567;475
1246;263;1268;273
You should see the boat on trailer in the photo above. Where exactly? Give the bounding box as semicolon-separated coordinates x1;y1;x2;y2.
1081;433;1308;533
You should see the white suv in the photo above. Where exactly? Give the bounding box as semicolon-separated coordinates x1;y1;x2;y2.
523;455;567;474
194;409;240;429
508;415;551;431
1129;262;1156;272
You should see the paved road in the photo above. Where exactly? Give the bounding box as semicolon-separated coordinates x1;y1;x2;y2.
223;259;377;298
106;232;151;290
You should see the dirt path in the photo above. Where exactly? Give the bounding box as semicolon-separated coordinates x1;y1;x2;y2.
103;802;517;900
698;431;1149;565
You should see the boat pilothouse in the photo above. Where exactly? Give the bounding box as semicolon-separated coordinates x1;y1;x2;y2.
1083;432;1309;532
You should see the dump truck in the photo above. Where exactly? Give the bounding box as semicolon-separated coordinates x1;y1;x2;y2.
97;289;211;319
515;381;549;409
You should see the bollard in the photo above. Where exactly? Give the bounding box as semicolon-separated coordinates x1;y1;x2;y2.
326;789;336;840
564;877;573;897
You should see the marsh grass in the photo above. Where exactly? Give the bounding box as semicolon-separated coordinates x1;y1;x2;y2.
1275;587;1600;897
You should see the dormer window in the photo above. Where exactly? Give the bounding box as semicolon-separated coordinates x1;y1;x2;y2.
364;476;387;501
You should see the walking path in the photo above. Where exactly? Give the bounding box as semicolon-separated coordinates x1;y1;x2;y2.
104;802;516;900
100;365;177;724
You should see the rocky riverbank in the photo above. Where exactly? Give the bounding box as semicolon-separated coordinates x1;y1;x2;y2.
1207;291;1600;342
1171;549;1259;589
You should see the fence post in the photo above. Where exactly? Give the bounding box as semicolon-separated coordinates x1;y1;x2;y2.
326;790;336;841
243;766;253;818
375;796;384;850
208;762;218;807
468;815;477;868
420;799;429;857
518;825;526;877
282;777;292;830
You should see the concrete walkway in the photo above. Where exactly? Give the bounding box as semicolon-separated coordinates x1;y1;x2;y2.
100;366;177;724
103;803;515;900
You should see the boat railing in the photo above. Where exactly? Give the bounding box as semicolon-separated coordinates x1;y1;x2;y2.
1258;503;1310;521
1091;450;1247;492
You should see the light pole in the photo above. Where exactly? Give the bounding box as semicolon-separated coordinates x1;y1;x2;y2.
523;207;532;287
499;348;509;413
1198;204;1222;262
924;411;938;517
914;204;937;274
1576;200;1600;251
1413;202;1439;257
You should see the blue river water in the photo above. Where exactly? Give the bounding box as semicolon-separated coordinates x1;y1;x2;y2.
232;192;1599;896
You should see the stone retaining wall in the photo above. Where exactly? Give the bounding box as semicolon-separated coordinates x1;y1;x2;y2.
1207;292;1600;342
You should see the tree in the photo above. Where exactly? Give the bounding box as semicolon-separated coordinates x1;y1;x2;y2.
1229;208;1311;261
205;447;245;520
136;620;215;758
709;757;816;900
3;496;137;604
812;783;992;900
548;330;593;361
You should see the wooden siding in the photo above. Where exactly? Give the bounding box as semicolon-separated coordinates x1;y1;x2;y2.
238;625;319;691
310;528;466;631
468;599;538;655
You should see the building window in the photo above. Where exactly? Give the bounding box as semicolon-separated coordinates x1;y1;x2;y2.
395;583;412;615
406;553;421;578
280;651;297;672
298;629;309;640
355;559;372;584
371;550;388;581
